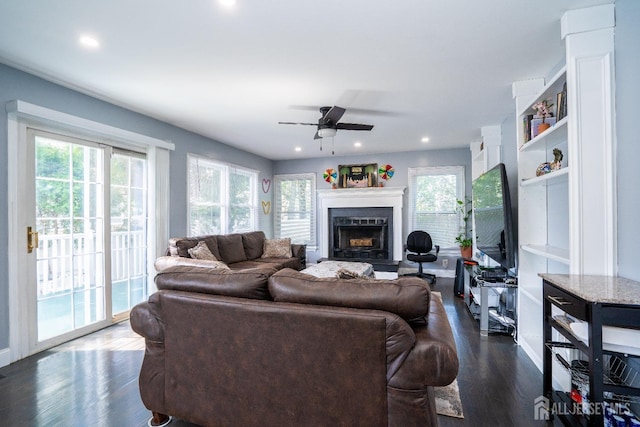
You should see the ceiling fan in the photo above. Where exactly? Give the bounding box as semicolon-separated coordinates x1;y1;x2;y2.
279;105;374;140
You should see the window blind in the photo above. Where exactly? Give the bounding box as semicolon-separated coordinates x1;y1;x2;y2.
408;166;465;248
274;173;316;246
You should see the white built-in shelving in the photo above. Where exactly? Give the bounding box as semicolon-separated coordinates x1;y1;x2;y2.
512;4;617;373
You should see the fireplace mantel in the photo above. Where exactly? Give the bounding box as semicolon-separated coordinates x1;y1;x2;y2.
317;187;405;261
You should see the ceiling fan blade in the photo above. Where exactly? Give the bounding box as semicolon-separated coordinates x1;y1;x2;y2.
313;130;321;140
289;105;398;117
336;123;374;131
323;106;346;123
278;121;316;126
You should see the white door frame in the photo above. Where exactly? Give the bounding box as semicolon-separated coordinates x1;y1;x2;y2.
6;100;174;362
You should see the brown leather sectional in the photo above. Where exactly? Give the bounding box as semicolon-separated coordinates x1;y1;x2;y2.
154;231;307;274
131;261;459;427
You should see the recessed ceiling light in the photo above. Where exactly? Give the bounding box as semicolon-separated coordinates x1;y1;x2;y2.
219;0;237;7
421;137;430;143
354;142;362;148
294;146;302;152
79;35;100;49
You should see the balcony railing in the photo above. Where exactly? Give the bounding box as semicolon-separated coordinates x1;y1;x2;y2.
37;230;147;296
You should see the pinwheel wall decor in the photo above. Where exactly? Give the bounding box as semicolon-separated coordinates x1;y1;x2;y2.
323;168;338;184
378;164;394;180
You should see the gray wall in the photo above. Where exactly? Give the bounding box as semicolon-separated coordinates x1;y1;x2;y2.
615;0;640;281
0;0;637;352
0;63;273;350
273;148;472;263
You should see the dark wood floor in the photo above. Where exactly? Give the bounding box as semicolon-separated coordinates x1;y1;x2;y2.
0;278;557;427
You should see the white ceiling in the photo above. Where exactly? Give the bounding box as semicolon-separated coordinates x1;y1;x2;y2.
0;0;612;160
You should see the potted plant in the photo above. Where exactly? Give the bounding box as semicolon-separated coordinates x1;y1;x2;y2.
455;198;473;259
533;99;554;134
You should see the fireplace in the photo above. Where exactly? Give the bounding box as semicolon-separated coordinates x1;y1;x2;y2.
317;187;405;265
329;207;393;261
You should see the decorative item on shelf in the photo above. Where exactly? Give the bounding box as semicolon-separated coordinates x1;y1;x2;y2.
536;162;552;176
532;99;554;135
323;168;337;186
535;149;564;177
378;164;394;181
531;117;557;139
551;148;563;171
455;198;473;259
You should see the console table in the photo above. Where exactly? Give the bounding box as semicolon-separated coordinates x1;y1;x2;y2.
542;274;640;426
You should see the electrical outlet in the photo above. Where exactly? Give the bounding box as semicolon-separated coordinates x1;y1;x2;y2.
442;259;449;269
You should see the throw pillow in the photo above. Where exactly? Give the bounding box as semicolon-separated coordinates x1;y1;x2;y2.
188;241;218;261
262;238;292;258
216;234;248;264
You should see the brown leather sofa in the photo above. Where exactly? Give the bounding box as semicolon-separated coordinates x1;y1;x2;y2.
131;267;459;427
154;231;306;274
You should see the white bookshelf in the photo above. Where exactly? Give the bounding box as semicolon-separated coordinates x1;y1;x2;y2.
512;4;616;372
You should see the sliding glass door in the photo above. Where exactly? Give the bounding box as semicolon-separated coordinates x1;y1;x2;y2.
30;130;148;349
110;151;148;315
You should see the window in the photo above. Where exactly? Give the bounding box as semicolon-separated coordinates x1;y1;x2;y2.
274;173;316;247
187;155;258;236
408;166;465;248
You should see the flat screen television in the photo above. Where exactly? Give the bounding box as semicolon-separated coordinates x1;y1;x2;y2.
472;163;516;273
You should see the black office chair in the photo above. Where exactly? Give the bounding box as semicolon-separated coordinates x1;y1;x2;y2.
404;231;440;285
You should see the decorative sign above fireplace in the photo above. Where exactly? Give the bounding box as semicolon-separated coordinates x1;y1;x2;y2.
337;163;378;188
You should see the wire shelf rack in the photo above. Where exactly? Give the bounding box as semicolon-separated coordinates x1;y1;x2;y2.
546;342;640;404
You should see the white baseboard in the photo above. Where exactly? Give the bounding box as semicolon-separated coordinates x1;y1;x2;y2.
0;347;10;368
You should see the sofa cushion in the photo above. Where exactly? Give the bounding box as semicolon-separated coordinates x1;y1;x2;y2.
216;234;248;264
255;257;301;271
188;241;219;261
262;238;292;258
242;231;265;260
155;265;272;300
169;235;222;260
228;260;271;270
154;255;231;272
268;269;431;323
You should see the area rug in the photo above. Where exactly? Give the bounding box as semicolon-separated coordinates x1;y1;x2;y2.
434;378;464;418
431;291;464;418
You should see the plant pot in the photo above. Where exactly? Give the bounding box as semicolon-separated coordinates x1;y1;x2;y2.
537;122;551;134
460;245;473;259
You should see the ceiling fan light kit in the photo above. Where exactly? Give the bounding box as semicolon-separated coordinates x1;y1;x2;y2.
318;128;337;138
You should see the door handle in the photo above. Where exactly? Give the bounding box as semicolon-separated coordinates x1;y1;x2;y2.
27;226;39;253
547;295;571;306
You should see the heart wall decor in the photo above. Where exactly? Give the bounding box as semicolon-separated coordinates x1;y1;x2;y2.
261;201;271;215
262;178;271;194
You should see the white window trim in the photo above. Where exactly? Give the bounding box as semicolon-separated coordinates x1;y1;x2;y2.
186;154;259;236
408;165;465;249
273;173;317;249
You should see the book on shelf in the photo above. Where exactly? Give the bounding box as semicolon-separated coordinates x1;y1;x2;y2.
556;82;567;121
523;114;533;143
